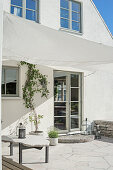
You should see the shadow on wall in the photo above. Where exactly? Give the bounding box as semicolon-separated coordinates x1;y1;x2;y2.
1;63;54;135
2;97;54;135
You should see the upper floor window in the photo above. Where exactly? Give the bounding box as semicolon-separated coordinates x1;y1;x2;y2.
2;67;19;97
11;0;39;22
60;0;81;32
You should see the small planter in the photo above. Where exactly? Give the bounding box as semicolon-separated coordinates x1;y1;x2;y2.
29;131;43;136
49;138;58;146
48;130;58;146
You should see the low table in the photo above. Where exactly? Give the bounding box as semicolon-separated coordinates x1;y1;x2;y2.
2;135;50;164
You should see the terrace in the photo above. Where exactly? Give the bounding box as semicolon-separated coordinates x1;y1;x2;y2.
2;136;113;170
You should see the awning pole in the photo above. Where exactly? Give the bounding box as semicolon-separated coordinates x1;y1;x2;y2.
0;0;3;168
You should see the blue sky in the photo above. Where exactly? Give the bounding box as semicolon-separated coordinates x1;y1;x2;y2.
93;0;113;35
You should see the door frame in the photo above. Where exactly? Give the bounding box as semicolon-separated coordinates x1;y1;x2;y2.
53;70;83;133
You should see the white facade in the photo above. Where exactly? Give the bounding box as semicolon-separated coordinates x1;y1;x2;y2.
2;0;113;135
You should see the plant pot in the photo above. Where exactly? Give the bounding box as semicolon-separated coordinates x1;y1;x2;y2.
29;131;43;136
49;138;58;146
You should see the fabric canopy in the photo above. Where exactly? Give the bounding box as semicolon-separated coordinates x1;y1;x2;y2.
2;12;113;69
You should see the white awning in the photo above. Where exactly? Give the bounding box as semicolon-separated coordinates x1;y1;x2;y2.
2;12;113;69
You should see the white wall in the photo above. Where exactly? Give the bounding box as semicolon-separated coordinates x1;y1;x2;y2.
84;70;113;122
2;61;54;136
3;0;113;46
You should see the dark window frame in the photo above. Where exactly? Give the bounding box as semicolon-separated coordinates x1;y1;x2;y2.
2;66;19;97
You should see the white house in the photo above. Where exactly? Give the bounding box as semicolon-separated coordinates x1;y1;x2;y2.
1;0;113;136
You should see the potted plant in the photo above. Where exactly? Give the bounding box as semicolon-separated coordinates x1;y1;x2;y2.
48;130;58;146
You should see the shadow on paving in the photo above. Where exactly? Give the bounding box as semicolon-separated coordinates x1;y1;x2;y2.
95;136;113;144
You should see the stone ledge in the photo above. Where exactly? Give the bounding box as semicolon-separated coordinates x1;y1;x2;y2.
94;120;113;138
58;134;94;143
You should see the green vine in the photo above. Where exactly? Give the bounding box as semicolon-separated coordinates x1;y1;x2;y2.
20;61;49;111
20;61;49;131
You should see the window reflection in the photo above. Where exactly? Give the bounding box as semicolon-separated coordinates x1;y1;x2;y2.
71;74;79;87
10;0;37;21
71;88;79;101
2;67;19;96
54;102;66;116
71;102;79;115
11;6;22;17
60;0;81;32
71;117;79;129
54;76;66;101
54;117;66;130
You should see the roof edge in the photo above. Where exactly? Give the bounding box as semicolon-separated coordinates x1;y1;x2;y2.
90;0;113;40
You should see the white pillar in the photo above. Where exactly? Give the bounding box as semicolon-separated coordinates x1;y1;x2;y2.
0;0;3;168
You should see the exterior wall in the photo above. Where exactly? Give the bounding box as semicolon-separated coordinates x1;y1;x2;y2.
2;0;113;134
3;0;113;46
40;0;113;46
3;0;10;13
84;70;113;122
2;62;113;134
51;65;113;124
2;61;54;136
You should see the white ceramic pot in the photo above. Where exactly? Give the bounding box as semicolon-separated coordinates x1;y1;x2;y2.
49;138;58;146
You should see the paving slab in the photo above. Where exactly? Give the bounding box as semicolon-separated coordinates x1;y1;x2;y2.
2;137;113;170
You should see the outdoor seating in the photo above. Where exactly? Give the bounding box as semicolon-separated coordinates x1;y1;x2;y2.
2;156;32;170
2;135;50;164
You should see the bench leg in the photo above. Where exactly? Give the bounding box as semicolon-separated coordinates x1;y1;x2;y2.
45;146;49;163
10;142;13;156
19;143;22;164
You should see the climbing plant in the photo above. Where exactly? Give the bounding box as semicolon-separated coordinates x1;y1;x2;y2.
20;61;49;131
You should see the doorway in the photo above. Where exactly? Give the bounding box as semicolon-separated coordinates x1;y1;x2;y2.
54;71;82;132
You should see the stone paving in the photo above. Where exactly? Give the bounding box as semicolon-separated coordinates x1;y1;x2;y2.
2;137;113;170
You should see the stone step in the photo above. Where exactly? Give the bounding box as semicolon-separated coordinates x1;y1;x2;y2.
58;134;94;143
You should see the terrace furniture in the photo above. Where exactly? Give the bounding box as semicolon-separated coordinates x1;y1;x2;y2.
2;156;32;170
2;135;50;164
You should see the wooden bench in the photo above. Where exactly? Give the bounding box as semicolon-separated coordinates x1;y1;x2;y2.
2;156;32;170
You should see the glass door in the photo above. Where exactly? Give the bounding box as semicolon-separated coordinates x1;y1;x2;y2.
54;71;82;132
54;72;67;131
70;74;81;130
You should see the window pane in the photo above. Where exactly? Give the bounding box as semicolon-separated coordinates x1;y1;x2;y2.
11;0;22;7
54;102;66;116
54;117;66;130
60;0;69;9
71;74;79;87
61;9;69;19
6;69;17;95
71;102;79;115
26;0;36;10
71;117;79;129
11;6;22;17
72;2;80;12
72;21;80;31
61;18;69;28
72;12;80;22
26;10;36;21
71;88;79;101
54;76;66;101
2;69;5;94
